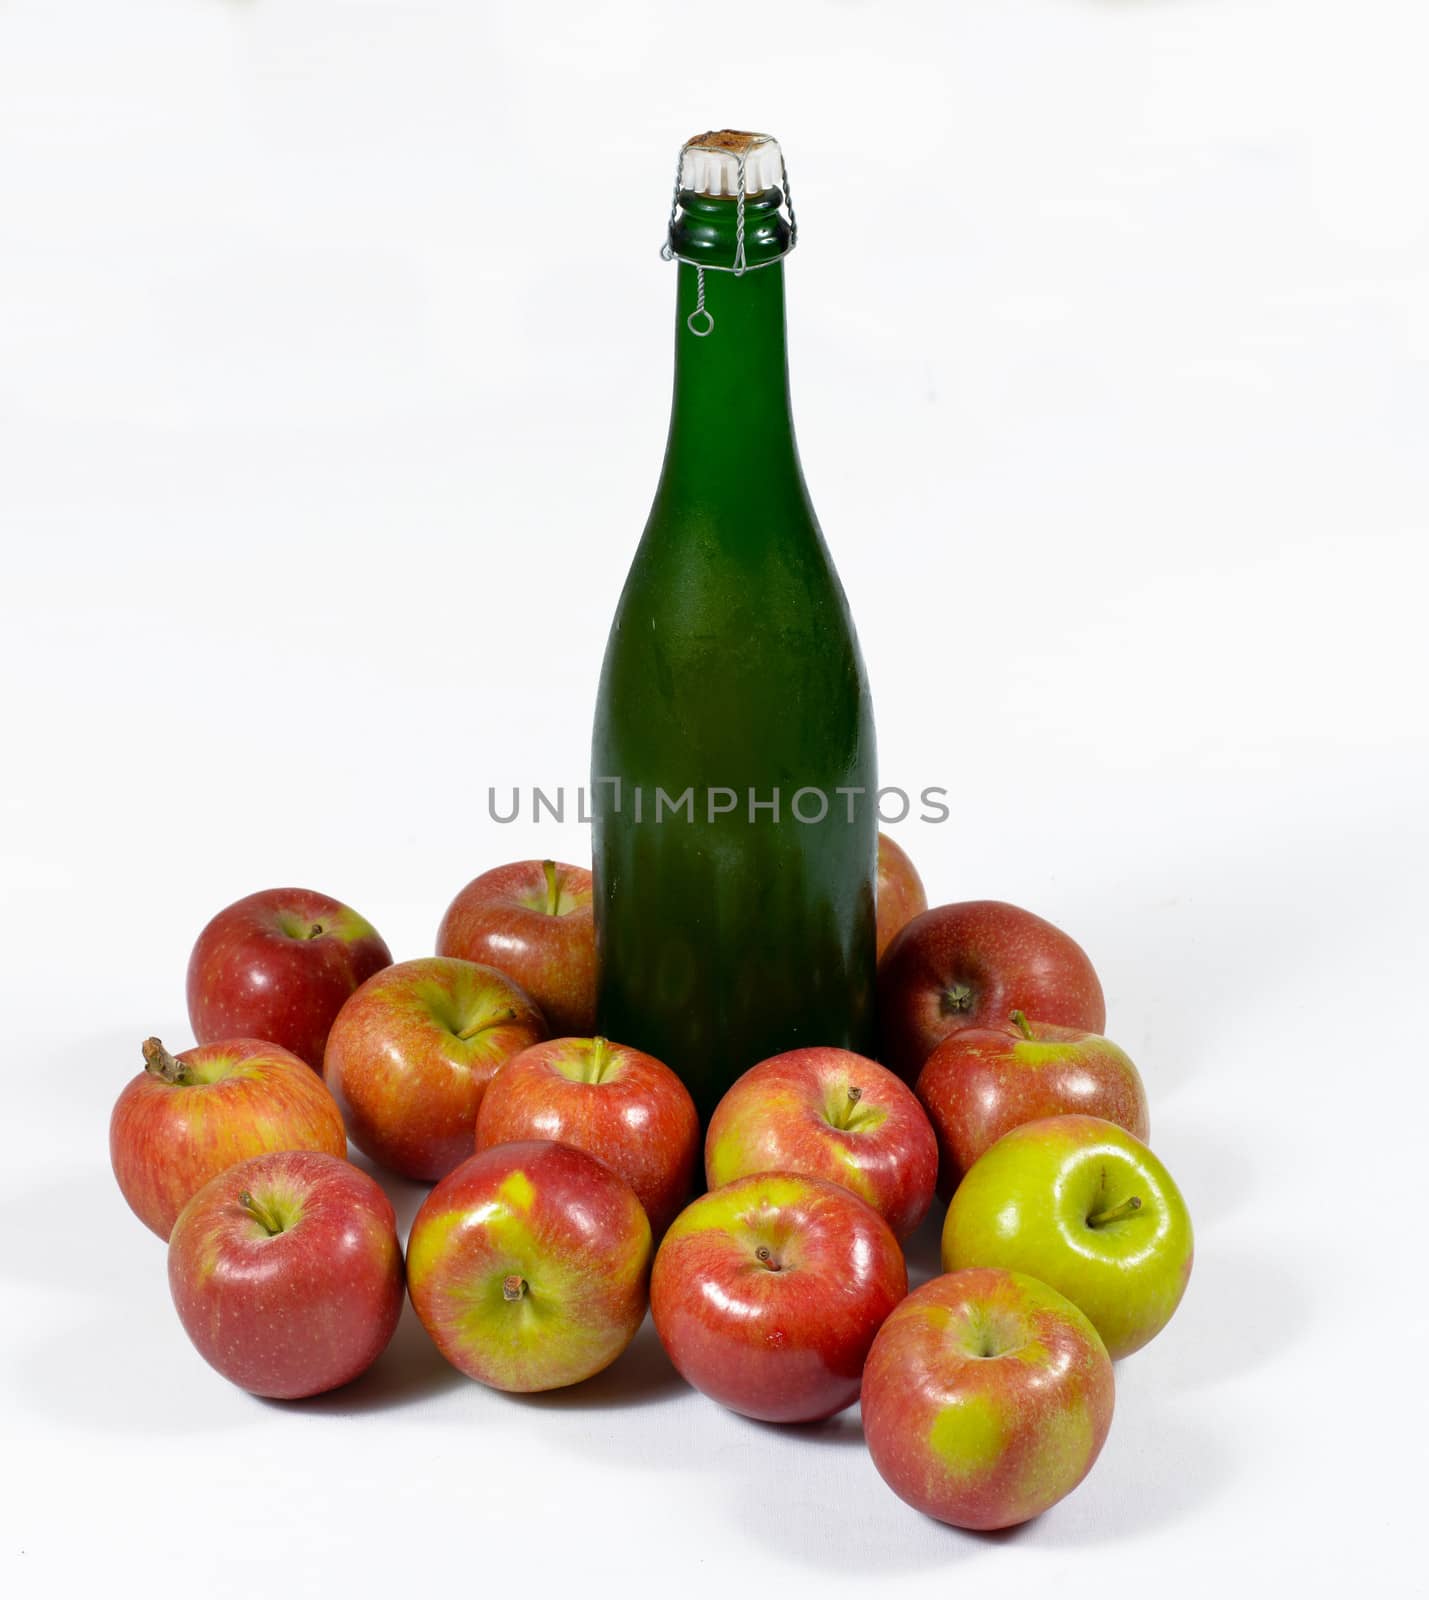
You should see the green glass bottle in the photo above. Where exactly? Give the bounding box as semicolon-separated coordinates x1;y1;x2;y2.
592;131;876;1120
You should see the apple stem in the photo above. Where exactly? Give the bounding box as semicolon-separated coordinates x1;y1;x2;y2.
755;1246;782;1272
1010;1010;1034;1039
589;1035;610;1082
307;923;325;939
141;1037;191;1086
542;859;560;917
238;1190;287;1236
1087;1195;1142;1228
828;1084;863;1131
457;1008;517;1041
503;1274;528;1302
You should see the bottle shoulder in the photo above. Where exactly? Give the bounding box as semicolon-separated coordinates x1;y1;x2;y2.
596;526;871;745
627;477;846;584
607;517;861;651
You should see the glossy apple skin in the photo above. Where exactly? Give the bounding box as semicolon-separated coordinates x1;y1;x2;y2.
168;1150;404;1399
877;900;1106;1081
862;1268;1114;1530
474;1037;698;1236
916;1019;1149;1198
110;1037;349;1240
876;833;929;961
407;1140;651;1392
942;1115;1193;1359
437;860;595;1037
650;1173;907;1423
704;1048;938;1240
324;957;546;1182
187;888;393;1070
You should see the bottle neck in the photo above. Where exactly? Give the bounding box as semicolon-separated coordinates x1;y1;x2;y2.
657;188;802;496
663;260;796;481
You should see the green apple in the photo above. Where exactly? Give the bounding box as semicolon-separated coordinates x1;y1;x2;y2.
941;1115;1192;1359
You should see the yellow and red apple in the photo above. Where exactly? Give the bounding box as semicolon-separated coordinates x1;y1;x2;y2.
650;1173;906;1423
878;899;1107;1080
168;1149;404;1399
437;859;595;1036
110;1036;348;1239
323;956;546;1182
474;1036;698;1235
187;887;392;1070
862;1268;1114;1529
916;1011;1149;1196
407;1140;651;1392
704;1047;938;1240
876;832;928;959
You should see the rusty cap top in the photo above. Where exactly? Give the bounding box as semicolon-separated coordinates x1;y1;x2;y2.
679;130;783;197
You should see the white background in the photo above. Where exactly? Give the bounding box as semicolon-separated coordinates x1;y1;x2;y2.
3;1;1427;1595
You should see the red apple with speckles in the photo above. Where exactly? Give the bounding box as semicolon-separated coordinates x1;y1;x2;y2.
437;860;595;1037
650;1172;906;1423
862;1268;1114;1529
187;888;392;1070
704;1048;937;1240
916;1012;1149;1197
876;832;929;960
407;1140;652;1392
110;1037;349;1239
168;1149;404;1399
474;1036;698;1235
878;900;1106;1081
323;956;546;1182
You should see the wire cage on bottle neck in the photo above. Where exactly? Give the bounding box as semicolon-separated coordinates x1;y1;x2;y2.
658;131;798;337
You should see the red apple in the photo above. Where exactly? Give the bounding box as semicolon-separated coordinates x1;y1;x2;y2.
187;887;393;1069
407;1140;651;1392
877;832;929;960
436;860;595;1036
917;1012;1149;1196
474;1036;698;1235
650;1173;906;1423
862;1268;1114;1529
323;956;546;1182
704;1048;938;1240
110;1037;349;1239
168;1149;404;1399
878;900;1106;1081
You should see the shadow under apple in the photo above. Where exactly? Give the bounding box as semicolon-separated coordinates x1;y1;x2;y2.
1145;1242;1309;1395
346;1147;433;1240
736;1406;868;1449
277;1299;467;1417
1022;1395;1237;1548
506;1315;687;1413
901;1209;946;1289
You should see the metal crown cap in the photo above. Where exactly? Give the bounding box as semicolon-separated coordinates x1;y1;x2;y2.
679;130;783;197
